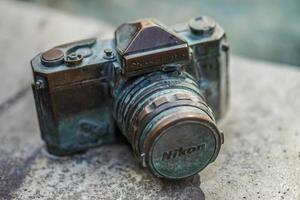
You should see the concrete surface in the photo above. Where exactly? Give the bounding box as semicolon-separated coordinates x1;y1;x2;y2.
0;1;300;200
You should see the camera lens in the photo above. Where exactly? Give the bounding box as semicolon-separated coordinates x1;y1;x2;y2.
113;71;222;179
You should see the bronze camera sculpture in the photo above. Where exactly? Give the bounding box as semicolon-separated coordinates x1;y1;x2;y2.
31;16;229;179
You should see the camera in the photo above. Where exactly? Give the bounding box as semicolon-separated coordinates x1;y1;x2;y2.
31;16;229;179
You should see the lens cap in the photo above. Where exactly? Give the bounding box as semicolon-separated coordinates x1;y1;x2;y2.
142;108;222;179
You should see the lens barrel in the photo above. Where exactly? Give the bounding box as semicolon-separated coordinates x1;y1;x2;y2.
113;71;222;179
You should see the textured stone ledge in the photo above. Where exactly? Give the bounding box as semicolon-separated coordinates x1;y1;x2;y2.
0;1;299;199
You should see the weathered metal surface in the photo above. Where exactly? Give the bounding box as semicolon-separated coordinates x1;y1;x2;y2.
115;18;189;77
31;17;228;179
113;71;222;179
1;0;300;199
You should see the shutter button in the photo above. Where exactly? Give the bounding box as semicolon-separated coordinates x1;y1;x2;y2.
41;48;64;67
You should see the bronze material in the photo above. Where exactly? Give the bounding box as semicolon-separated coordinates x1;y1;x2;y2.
122;44;190;77
115;18;190;77
144;112;221;179
188;16;216;35
42;48;64;62
41;48;64;67
65;52;83;66
31;17;229;179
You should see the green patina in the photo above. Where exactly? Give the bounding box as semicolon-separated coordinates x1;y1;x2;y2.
31;17;228;179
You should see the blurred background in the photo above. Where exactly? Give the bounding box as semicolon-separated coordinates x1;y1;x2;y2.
19;0;300;67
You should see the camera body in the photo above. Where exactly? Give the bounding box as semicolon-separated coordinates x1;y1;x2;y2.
31;17;229;179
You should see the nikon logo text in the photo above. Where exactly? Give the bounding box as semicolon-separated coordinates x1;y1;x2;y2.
161;144;206;161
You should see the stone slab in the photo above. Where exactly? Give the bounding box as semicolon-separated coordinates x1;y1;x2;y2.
203;57;300;200
0;1;299;200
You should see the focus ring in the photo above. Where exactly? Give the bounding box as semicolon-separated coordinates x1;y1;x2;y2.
113;71;221;179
